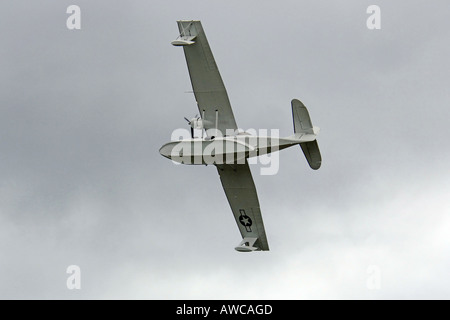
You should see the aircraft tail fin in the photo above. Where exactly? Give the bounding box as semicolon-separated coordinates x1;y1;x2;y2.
291;99;322;170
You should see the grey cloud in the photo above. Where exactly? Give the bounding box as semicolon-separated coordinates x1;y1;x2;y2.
1;0;449;299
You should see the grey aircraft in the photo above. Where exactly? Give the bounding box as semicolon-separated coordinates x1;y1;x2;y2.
159;21;321;252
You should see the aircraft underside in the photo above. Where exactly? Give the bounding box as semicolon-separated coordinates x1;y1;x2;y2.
159;20;322;252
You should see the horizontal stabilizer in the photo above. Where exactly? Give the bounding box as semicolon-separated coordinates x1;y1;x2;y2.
300;140;321;170
291;99;322;170
292;99;314;134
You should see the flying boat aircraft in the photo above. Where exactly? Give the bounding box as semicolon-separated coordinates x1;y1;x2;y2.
159;21;322;252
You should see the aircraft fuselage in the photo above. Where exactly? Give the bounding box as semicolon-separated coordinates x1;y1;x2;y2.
159;133;316;165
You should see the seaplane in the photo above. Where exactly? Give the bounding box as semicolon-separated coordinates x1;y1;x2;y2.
159;21;322;252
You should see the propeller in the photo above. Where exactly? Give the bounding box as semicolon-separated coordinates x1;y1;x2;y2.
184;116;197;138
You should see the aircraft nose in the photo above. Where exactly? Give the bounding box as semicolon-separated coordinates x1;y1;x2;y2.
159;143;173;159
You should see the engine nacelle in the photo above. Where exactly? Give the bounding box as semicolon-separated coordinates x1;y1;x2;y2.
189;117;203;130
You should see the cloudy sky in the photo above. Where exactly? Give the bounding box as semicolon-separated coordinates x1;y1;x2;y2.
1;0;449;299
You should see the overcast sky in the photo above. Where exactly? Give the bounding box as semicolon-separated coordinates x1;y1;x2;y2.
1;0;449;299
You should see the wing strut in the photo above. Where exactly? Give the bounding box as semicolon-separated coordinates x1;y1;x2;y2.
215;110;219;137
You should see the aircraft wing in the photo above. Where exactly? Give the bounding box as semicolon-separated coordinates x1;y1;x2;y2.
216;162;269;251
173;20;238;136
